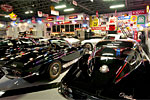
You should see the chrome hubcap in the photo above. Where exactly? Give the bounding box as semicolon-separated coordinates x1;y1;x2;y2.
52;64;59;75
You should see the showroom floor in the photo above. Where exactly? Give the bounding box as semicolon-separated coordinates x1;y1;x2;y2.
0;69;68;100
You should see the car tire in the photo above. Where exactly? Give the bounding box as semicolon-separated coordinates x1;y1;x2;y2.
48;60;62;80
84;43;93;51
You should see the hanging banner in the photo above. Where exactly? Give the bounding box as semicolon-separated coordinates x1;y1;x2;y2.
137;15;145;24
131;15;137;22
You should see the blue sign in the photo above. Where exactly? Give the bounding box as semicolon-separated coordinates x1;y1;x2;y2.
118;16;131;20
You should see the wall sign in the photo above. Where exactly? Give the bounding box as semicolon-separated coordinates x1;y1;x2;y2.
1;4;13;12
118;16;131;20
131;15;137;22
137;15;145;24
37;11;49;17
47;17;54;21
57;16;64;21
37;11;43;17
91;27;101;30
9;12;17;20
51;10;59;16
92;18;99;27
91;27;106;30
69;15;78;19
132;10;147;15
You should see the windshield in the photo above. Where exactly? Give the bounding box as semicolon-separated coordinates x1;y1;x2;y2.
20;39;33;44
0;40;8;46
96;41;134;49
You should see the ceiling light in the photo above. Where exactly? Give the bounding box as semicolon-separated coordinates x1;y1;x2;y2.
91;0;93;2
4;15;10;18
30;11;33;13
55;5;66;9
110;4;125;9
64;8;75;12
103;0;115;1
25;11;29;14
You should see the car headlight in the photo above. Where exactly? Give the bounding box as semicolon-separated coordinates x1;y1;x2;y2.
99;65;109;73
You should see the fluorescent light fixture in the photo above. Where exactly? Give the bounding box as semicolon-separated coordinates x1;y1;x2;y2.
55;5;66;9
4;15;10;18
103;0;115;1
91;0;93;2
25;11;29;14
110;4;125;9
64;8;75;12
30;11;33;13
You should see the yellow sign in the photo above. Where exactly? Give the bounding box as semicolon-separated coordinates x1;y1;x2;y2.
9;12;17;20
50;6;54;10
131;15;137;22
147;5;149;13
92;18;99;27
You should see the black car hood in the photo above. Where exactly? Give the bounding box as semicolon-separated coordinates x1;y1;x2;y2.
60;56;128;99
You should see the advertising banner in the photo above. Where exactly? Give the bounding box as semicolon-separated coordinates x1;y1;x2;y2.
92;18;99;27
131;15;137;22
137;15;145;24
132;10;147;15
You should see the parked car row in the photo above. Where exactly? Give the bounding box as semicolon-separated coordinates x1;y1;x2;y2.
0;34;149;99
0;37;84;80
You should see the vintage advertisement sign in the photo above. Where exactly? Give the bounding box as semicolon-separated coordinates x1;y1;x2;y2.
137;15;145;24
132;10;147;15
131;15;137;22
56;16;64;21
118;16;131;20
69;15;78;19
51;10;59;16
92;18;99;27
1;4;13;12
91;27;106;30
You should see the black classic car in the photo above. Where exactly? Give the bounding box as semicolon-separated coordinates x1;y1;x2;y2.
0;39;84;80
59;40;150;99
0;38;45;57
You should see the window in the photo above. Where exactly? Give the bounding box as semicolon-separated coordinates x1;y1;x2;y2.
65;25;69;32
70;25;74;32
75;24;79;28
57;25;60;32
52;25;56;32
61;25;64;29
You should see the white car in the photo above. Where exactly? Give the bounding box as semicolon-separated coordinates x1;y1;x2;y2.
63;38;81;47
39;38;50;44
81;37;104;50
